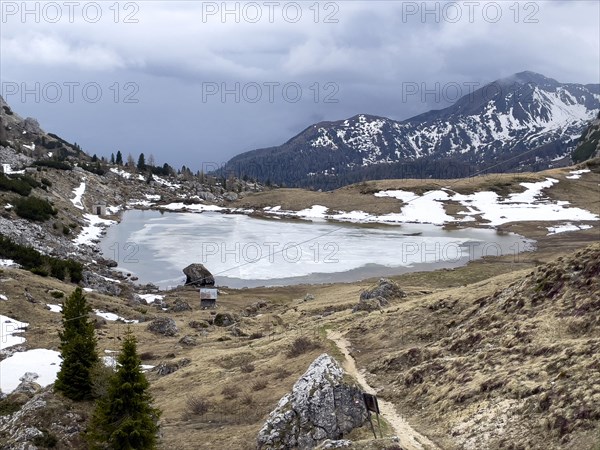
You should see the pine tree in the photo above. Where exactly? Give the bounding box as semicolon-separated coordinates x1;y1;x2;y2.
55;287;98;401
137;153;146;171
110;153;115;164
89;331;160;449
116;151;123;166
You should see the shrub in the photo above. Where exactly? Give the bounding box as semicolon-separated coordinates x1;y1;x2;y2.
50;290;65;299
0;174;32;196
252;380;267;391
62;225;71;235
272;368;292;380
32;429;58;448
186;395;211;416
286;336;321;358
14;196;56;222
240;362;255;373
33;160;72;170
41;177;52;187
0;398;22;416
221;385;239;400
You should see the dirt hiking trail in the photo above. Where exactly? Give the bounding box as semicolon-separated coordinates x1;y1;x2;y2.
328;330;440;450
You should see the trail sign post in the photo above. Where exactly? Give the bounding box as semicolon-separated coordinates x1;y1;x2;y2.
363;393;383;439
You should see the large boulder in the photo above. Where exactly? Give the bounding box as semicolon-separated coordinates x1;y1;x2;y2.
147;318;178;336
257;354;367;450
183;263;215;286
360;278;405;301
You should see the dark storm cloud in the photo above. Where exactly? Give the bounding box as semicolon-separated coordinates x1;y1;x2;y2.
1;1;598;170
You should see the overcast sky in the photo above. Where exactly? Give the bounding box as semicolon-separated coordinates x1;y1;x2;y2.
1;1;598;171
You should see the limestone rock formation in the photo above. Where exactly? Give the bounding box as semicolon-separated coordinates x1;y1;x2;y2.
257;354;367;450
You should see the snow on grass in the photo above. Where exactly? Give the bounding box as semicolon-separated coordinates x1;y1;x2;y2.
110;167;132;179
160;202;224;212
374;190;455;225
47;304;62;313
70;179;86;210
106;205;122;215
1;314;28;350
83;287;94;292
138;294;164;304
296;205;329;219
547;223;593;235
566;169;591;179
73;214;116;247
451;178;599;226
0;259;18;267
0;295;7;301
0;349;61;393
4;203;13;210
145;194;161;201
94;309;138;324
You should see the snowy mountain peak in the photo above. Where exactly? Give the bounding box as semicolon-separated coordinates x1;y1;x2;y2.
223;72;600;189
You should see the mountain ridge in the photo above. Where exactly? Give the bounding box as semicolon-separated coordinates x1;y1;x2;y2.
221;71;600;189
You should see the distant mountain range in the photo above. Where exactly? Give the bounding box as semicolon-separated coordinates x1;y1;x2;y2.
221;71;600;189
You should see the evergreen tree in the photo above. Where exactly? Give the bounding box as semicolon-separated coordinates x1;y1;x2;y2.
110;153;115;164
92;154;98;162
55;287;98;401
89;331;160;449
137;153;146;171
115;151;123;166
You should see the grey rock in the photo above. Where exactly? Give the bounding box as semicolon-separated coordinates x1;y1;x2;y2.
224;192;238;202
360;278;405;301
189;319;210;330
304;294;315;301
257;354;367;450
183;263;215;286
81;271;122;297
147;318;178;336
212;312;237;327
198;191;217;202
154;358;191;376
178;335;197;346
352;296;388;313
171;299;192;312
229;325;247;337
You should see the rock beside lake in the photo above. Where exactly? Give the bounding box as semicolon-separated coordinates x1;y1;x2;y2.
257;354;367;450
183;263;215;286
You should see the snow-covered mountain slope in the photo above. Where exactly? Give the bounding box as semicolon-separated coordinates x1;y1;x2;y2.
223;72;600;189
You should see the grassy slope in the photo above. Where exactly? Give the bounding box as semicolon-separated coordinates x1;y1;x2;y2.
0;162;598;449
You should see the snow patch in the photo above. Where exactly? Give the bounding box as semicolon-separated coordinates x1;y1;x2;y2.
546;223;593;235
73;214;116;246
70;179;86;210
566;169;591;179
0;349;61;393
47;304;62;313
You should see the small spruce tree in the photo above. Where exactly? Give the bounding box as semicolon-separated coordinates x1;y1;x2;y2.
55;287;99;401
89;330;160;449
137;153;146;171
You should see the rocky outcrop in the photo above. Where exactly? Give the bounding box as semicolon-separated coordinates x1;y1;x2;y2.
154;358;191;376
171;299;192;312
257;354;367;450
353;278;404;313
147;317;178;336
183;263;215;286
352;296;388;313
212;312;237;327
360;278;405;302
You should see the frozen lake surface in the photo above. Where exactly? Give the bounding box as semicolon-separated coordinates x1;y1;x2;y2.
100;210;534;289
